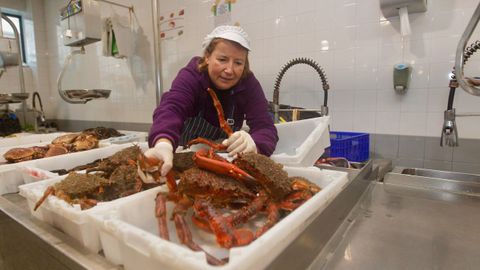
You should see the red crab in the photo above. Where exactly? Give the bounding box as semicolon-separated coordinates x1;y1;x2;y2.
148;88;321;265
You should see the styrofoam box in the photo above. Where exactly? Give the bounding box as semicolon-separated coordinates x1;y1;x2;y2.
0;132;67;148
1;142;148;195
87;167;348;270
271;116;330;167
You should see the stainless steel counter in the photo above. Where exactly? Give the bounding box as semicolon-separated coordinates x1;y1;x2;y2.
0;193;120;270
0;162;375;270
310;169;480;270
4;161;477;270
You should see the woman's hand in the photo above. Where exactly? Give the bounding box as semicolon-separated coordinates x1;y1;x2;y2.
144;139;173;176
222;130;257;157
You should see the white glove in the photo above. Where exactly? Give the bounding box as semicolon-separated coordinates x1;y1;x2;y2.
144;141;173;176
222;130;257;157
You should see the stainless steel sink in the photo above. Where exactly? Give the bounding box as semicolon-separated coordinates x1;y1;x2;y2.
385;167;480;197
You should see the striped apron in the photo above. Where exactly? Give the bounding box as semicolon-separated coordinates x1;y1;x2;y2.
179;94;236;146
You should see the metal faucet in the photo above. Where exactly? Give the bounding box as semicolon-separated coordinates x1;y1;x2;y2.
440;109;458;147
441;2;480;146
272;57;330;123
32;92;46;125
440;39;480;147
455;3;480;96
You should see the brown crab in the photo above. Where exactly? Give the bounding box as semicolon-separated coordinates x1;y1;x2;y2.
3;146;48;163
51;133;80;145
44;144;69;157
85;145;142;177
51;133;98;152
82;127;124;140
35;161;159;211
34;172;114;211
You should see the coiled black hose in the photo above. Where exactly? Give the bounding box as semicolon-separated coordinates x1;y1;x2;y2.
447;40;480;110
273;57;330;107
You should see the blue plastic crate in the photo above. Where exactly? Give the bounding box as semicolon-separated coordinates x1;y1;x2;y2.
329;131;369;162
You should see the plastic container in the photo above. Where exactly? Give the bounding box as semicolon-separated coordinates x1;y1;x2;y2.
0;142;147;195
88;167;348;270
329;131;369;162
0;132;67;148
18;142;150;251
271;116;330;167
101;130;148;145
19;174;106;252
20;166;59;184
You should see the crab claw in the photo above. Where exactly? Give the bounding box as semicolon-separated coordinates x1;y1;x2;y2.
193;148;256;184
137;154;163;184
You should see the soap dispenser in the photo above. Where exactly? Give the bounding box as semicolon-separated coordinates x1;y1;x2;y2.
393;63;411;93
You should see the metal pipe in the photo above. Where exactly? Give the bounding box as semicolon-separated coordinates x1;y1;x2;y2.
57;47;88;104
96;0;133;11
1;14;27;127
276;108;326;112
151;0;163;106
454;2;480;96
455;113;480;117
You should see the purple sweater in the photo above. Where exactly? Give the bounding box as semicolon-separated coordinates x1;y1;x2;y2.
149;57;278;156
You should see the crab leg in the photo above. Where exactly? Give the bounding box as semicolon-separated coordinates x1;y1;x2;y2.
172;198;225;266
255;202;280;238
194;199;254;248
76;198;99;210
193;199;235;248
155;193;170;240
279;190;314;211
34;186;55;211
186;138;227;153
192;214;254;247
207;88;233;136
193;148;256;183
229;192;268;226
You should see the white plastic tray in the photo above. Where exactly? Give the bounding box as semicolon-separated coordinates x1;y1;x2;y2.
106;130;148;144
0;132;67;148
1;142;147;195
18;142;149;252
19;166;59;184
0;141;52;164
271;116;330;167
20;174;104;252
88;167;348;270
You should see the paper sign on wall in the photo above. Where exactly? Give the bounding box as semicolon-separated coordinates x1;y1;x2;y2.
159;8;185;40
212;0;236;26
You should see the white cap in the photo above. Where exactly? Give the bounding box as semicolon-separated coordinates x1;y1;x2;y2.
202;25;251;51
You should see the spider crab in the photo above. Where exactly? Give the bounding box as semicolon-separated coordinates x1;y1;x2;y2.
150;88;321;265
34;146;166;211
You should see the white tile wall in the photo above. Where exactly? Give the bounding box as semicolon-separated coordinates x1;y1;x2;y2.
8;0;478;141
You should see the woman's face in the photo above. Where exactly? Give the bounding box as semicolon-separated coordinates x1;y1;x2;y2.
205;40;248;90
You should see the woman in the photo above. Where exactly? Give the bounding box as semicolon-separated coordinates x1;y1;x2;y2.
146;25;278;177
